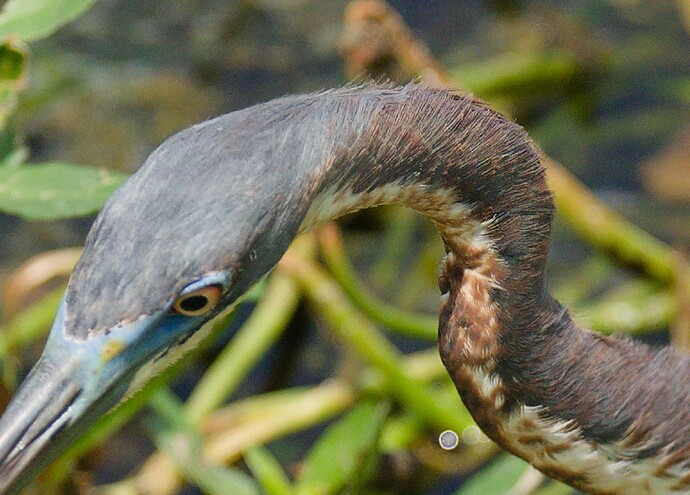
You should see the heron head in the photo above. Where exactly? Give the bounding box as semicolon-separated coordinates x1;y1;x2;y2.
0;98;318;493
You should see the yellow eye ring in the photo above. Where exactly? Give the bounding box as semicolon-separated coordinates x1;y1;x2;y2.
172;285;222;316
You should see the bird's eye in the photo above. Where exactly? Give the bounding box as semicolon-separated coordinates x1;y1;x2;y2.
172;285;222;316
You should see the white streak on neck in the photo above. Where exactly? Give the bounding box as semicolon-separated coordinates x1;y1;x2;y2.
300;182;479;243
505;405;688;494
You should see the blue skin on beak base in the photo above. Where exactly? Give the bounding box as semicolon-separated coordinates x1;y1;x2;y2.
0;271;232;495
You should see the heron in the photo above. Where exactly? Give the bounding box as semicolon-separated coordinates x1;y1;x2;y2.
0;85;688;495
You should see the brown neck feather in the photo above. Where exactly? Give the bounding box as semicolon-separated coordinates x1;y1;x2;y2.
304;85;690;493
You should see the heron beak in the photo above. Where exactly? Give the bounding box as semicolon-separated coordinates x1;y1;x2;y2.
0;355;92;494
0;301;162;495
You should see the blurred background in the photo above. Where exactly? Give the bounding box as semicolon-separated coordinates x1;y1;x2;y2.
0;0;688;494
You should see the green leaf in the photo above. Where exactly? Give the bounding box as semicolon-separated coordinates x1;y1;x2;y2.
148;390;261;495
0;146;28;169
0;40;26;130
450;50;581;98
243;446;293;495
0;162;128;220
453;454;532;495
0;285;64;389
378;413;421;452
189;464;261;495
0;285;64;358
295;400;389;495
0;42;23;80
533;480;576;495
0;0;97;42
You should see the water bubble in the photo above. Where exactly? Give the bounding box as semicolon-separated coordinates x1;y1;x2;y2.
461;425;482;445
438;430;459;450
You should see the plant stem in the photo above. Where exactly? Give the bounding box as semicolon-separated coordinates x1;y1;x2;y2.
280;251;471;433
185;271;301;424
319;224;438;340
544;158;677;284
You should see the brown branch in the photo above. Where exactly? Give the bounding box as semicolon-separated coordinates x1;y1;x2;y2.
341;0;451;89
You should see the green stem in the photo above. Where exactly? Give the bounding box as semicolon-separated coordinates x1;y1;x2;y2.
243;446;293;495
185;271;301;424
575;283;676;335
127;345;469;495
449;50;584;99
0;286;64;357
203;382;356;464
319;225;437;341
282;252;470;433
545;159;680;285
371;207;418;291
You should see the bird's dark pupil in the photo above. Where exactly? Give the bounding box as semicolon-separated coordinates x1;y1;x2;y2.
180;295;208;312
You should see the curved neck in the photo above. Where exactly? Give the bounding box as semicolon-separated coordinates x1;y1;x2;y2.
296;85;558;420
301;87;553;316
284;86;689;494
